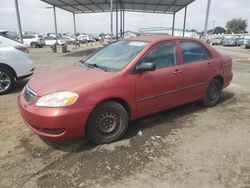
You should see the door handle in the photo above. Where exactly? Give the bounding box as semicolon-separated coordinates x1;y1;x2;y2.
172;69;183;75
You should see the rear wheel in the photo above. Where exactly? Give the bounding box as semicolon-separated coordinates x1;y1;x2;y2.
0;68;15;95
31;42;38;48
86;101;129;144
202;79;222;107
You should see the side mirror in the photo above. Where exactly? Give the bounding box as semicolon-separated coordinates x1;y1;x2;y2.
136;62;156;73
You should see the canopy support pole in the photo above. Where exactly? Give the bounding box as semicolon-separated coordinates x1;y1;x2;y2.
204;0;211;41
53;5;58;43
123;9;125;38
14;0;23;43
116;0;118;40
172;13;175;36
73;13;77;43
182;6;187;37
119;0;122;38
110;0;113;41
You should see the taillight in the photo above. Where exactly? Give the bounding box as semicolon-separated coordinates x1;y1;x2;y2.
15;46;29;53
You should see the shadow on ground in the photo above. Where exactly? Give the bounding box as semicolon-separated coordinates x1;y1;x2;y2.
21;90;235;188
41;90;235;152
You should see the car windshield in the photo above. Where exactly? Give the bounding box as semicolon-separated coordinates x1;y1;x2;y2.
81;40;149;71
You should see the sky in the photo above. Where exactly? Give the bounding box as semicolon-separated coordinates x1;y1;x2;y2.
0;0;249;34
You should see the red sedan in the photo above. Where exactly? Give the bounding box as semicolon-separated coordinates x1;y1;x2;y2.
18;36;233;144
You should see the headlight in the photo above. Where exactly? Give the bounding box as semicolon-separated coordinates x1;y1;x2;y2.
36;91;79;107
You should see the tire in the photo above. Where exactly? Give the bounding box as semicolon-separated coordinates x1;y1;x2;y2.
31;42;38;48
0;68;15;95
202;79;222;107
86;101;129;144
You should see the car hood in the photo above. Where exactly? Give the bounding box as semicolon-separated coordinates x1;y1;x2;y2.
28;63;113;96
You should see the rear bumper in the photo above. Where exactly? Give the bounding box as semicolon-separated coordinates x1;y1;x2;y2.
18;94;94;140
224;72;233;88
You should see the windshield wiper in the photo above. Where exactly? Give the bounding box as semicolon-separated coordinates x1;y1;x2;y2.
91;64;110;72
79;61;110;72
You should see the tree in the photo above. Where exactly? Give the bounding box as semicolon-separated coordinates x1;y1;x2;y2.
214;26;226;34
226;18;248;34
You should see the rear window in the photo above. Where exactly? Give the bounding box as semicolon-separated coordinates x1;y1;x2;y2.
180;41;211;64
0;32;19;42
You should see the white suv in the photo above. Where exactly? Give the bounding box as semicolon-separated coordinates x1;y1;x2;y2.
0;35;34;94
22;34;45;48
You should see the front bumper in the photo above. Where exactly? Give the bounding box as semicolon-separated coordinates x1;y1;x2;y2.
18;93;94;140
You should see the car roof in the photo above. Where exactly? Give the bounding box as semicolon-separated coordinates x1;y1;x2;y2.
126;35;201;43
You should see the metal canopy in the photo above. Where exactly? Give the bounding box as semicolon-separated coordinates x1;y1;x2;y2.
40;0;195;14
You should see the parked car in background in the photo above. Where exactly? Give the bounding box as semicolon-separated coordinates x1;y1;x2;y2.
223;37;236;46
77;34;96;43
76;35;87;44
88;36;96;42
0;35;34;94
92;34;101;42
64;36;75;44
211;37;223;45
18;36;233;144
235;36;244;46
242;36;250;49
45;37;66;46
22;34;45;48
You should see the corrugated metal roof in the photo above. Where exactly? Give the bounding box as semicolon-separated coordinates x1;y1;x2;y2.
40;0;195;14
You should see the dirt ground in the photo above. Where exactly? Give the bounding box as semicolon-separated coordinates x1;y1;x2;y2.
0;45;249;188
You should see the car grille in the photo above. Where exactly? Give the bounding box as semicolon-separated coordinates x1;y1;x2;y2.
23;86;37;102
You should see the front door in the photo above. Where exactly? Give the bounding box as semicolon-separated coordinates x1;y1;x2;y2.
135;42;182;117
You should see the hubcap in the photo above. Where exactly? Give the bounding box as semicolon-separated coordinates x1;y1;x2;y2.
95;112;120;136
209;86;218;100
0;71;11;92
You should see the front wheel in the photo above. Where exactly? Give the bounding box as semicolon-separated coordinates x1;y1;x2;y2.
0;68;15;95
202;79;222;107
86;101;129;144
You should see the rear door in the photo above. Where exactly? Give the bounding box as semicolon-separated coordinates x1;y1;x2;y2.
178;40;215;103
135;41;182;117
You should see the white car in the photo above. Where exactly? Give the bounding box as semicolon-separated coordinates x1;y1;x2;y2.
0;35;34;94
64;36;75;44
45;37;66;46
22;34;45;48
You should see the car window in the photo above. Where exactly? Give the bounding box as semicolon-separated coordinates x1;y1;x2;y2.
23;35;35;39
180;41;211;64
47;37;56;40
0;32;19;42
140;42;177;69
